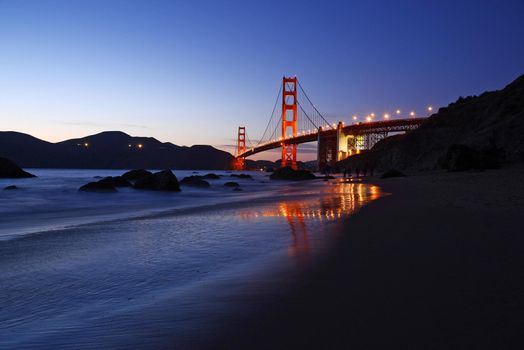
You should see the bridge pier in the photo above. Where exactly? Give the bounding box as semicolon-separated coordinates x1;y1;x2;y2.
317;126;337;171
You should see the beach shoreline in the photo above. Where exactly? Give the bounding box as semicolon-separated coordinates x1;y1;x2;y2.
206;167;524;349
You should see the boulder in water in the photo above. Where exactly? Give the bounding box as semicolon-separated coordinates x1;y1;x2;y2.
133;170;180;191
202;173;220;179
79;181;118;192
224;181;239;187
98;176;132;187
270;167;316;180
4;185;18;190
180;176;211;188
0;157;35;178
121;169;153;181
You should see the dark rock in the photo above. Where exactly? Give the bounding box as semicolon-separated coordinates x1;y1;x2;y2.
4;185;18;190
323;175;335;180
79;181;117;192
237;174;252;179
133;170;180;191
381;169;406;178
0;157;36;178
224;182;240;187
442;144;505;171
270;167;316;180
94;176;103;179
121;169;152;181
180;176;211;188
233;187;243;191
98;176;132;187
202;173;220;179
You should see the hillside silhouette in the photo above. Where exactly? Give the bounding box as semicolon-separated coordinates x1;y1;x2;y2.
338;74;524;171
0;131;234;170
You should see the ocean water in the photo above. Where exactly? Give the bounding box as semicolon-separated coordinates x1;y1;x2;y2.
0;169;382;349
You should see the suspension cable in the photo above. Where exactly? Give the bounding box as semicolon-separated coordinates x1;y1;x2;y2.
296;78;333;129
256;84;282;146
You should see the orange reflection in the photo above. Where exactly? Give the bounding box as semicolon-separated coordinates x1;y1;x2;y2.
239;182;383;257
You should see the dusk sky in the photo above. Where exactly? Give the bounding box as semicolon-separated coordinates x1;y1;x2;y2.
1;0;523;160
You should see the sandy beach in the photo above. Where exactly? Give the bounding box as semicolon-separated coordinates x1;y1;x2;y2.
207;167;524;349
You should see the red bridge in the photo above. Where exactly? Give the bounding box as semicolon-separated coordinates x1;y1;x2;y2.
234;77;427;170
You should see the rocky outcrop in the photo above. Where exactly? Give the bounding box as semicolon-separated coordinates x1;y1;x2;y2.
180;176;210;188
202;173;220;179
121;169;152;181
133;170;180;191
0;157;35;178
224;182;239;187
79;181;118;192
270;167;316;180
337;74;524;171
4;185;19;190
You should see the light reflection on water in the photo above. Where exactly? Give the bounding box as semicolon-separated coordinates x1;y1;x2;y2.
0;178;384;349
237;181;383;257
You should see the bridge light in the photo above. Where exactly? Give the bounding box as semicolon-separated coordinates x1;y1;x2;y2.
427;106;433;112
410;111;415;117
352;115;357;120
84;142;89;147
366;116;372;122
370;113;375;117
384;113;390;119
138;144;143;149
396;109;401;115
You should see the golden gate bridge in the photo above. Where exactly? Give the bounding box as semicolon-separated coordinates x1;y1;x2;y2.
234;76;427;170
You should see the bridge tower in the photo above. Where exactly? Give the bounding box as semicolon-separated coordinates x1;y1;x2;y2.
281;76;298;170
234;126;246;170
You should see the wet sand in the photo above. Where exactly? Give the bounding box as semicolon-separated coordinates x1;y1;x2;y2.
208;167;524;349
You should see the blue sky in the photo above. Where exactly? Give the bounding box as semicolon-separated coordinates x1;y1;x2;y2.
1;0;523;160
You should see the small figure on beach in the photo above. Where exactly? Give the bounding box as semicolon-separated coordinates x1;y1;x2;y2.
356;168;360;177
343;167;348;179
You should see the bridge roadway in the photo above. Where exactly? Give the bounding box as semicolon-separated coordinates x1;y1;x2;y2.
239;117;427;158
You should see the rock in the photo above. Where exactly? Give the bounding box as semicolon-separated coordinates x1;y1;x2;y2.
237;174;252;179
133;170;181;191
0;157;36;178
79;181;118;192
3;185;18;190
381;169;406;178
224;182;239;187
98;176;132;187
202;173;220;179
94;176;103;179
180;176;211;188
270;167;316;180
442;144;504;171
233;187;243;191
121;169;152;181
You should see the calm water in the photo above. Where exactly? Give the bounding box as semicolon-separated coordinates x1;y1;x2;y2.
0;169;382;349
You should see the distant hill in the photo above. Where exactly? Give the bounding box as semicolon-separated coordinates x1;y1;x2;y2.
0;131;235;170
337;74;524;171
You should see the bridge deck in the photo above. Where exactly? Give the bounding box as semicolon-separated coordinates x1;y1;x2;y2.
238;117;426;158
